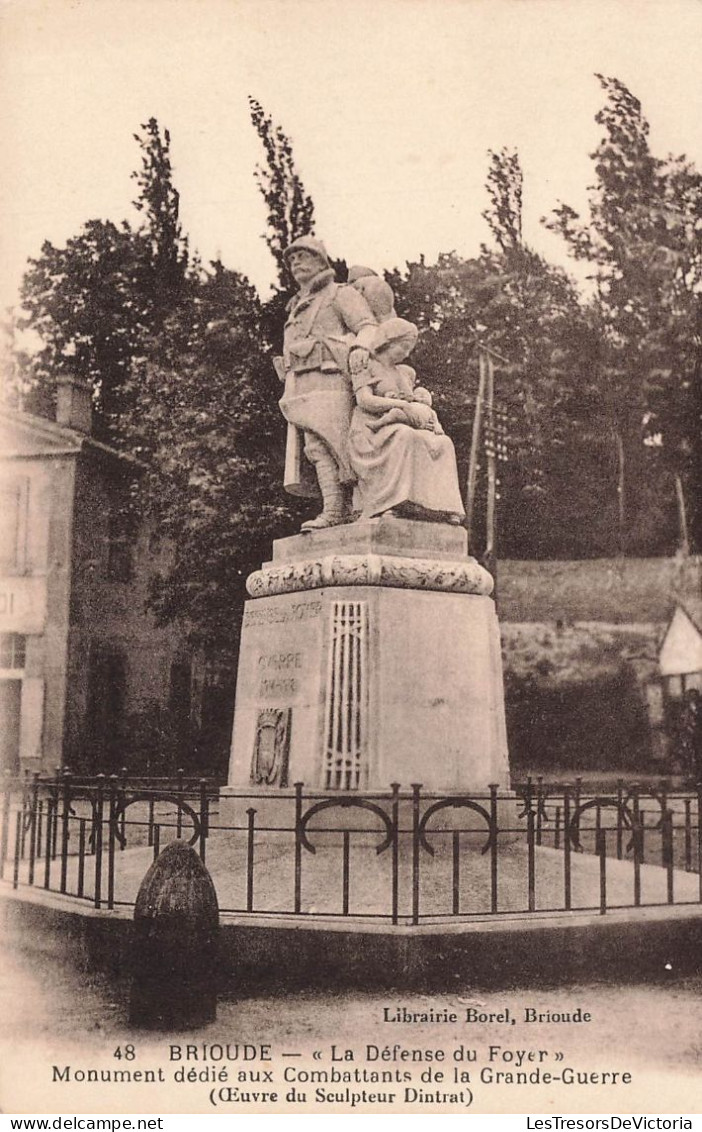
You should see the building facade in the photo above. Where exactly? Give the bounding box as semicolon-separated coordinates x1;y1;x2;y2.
0;379;229;777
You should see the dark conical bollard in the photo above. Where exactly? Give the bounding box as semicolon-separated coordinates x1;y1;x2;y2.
129;841;220;1029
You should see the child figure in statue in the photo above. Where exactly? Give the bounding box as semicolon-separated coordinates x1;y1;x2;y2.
353;319;443;432
348;319;466;524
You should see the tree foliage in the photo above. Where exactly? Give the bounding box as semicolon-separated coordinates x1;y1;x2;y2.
15;120;189;440
120;263;300;644
249;96;316;288
546;75;702;552
13;115;303;643
131;118;190;307
388;149;608;559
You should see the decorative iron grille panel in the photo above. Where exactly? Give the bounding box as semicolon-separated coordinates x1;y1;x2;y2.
323;601;368;790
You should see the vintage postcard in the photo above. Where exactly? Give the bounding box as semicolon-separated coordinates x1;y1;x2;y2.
1;0;701;1119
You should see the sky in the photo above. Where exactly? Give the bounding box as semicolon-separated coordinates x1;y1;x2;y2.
0;0;701;316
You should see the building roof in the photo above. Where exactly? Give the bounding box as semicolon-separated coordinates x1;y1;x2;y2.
0;404;137;466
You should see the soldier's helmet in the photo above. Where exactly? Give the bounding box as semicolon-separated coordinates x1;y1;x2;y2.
283;236;331;267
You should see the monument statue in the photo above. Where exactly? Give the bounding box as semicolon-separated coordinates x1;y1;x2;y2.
229;239;509;794
277;238;465;529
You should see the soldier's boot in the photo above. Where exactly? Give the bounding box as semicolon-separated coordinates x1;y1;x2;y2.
301;447;353;531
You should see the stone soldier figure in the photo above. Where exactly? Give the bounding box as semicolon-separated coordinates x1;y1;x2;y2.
277;237;378;530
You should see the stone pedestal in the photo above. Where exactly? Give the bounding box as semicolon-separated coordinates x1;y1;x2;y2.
227;517;510;794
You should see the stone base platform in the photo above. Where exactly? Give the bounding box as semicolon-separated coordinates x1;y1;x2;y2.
228;517;509;793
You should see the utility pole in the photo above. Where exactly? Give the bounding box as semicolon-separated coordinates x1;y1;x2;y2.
464;348;487;547
465;339;509;573
484;351;497;577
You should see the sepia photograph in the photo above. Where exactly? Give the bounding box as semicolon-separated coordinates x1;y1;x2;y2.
0;0;701;1118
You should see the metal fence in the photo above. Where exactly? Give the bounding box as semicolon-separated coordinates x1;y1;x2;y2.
1;771;700;924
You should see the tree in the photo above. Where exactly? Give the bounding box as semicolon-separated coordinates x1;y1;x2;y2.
131;117;190;314
546;75;702;553
16;221;149;433
121;262;303;645
14;120;190;441
387;150;603;559
483;147;523;253
249;96;316;288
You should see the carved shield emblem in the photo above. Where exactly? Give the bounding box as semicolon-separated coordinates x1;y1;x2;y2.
251;708;291;787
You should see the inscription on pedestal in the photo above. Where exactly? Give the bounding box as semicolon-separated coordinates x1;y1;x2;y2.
257;650;306;699
243;599;323;627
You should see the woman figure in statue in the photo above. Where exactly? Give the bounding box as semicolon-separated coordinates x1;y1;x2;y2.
347;318;466;524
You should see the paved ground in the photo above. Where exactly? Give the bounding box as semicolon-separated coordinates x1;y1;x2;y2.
1;924;700;1116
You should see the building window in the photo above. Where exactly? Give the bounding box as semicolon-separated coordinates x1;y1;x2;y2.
0;633;26;670
0;479;28;573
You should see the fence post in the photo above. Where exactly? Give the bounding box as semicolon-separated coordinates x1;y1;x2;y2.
294;782;303;914
662;810;674;905
176;768;185;840
147;796;155;848
390;783;400;926
616;778;624;860
523;776;533;818
452;830;460;916
342;831;351;916
411;783;422;926
94;775;105;910
28;774;39;887
246;808;256;912
597;828;607;915
20;771;30;860
0;772;11;881
51;767;61;860
698;786;702;903
36;800;44;863
12;809;22;889
658;780;669;869
527;809;536;912
77;818;86;899
107;775;118;910
199;779;209;864
489;783;499;914
60;768;72;895
119;767;128;849
684;799;692;872
632;816;642;907
563;786;572;911
536;777;544;846
43;794;55;890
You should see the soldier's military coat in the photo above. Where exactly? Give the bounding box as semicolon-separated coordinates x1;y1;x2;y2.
278;267;377;496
